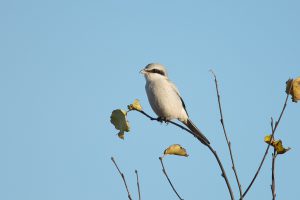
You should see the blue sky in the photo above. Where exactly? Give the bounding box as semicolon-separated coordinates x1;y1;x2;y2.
1;0;299;199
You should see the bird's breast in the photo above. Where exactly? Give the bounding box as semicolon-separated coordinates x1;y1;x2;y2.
145;79;187;121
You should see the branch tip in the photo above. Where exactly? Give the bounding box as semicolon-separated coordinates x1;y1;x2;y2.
242;82;292;198
111;157;133;200
211;70;241;199
159;156;184;200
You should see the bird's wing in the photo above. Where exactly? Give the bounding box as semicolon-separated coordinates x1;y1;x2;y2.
168;80;189;117
179;96;189;117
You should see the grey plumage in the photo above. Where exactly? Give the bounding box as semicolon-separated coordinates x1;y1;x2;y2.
140;63;210;145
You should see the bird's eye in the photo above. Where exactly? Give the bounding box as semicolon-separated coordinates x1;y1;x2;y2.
151;69;165;76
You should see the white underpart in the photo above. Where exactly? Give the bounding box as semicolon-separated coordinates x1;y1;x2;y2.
145;72;188;123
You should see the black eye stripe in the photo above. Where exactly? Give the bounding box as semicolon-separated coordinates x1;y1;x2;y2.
150;69;165;76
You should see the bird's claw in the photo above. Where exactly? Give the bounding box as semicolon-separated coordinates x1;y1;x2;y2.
156;117;168;124
156;117;164;123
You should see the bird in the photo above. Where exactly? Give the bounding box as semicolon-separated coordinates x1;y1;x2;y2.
140;63;210;145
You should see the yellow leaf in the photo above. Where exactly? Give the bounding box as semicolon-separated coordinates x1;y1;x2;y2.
264;135;274;145
163;144;189;157
110;109;130;139
292;77;300;102
273;140;291;154
264;134;291;154
286;77;300;103
128;99;143;111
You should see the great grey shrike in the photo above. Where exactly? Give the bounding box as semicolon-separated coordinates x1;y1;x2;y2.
140;63;210;145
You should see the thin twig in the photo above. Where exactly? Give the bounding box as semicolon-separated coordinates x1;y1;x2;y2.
270;118;276;200
271;149;277;200
210;70;243;198
136;109;235;200
242;82;292;199
111;157;133;200
135;170;142;200
159;157;184;200
206;144;235;200
137;110;209;146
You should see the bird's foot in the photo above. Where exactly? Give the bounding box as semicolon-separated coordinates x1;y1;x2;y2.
156;117;164;123
156;117;168;124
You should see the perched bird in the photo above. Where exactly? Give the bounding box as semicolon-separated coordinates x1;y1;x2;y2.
140;63;210;145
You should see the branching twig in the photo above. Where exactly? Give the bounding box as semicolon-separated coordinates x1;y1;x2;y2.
136;109;235;200
135;170;142;200
210;70;243;198
159;157;184;200
242;83;292;199
111;157;133;200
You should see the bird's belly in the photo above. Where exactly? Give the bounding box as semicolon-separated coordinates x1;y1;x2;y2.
146;81;185;120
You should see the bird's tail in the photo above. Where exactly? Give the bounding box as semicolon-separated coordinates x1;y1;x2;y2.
184;119;210;145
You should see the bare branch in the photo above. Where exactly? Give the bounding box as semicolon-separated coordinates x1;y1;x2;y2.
242;82;293;199
137;110;209;146
270;117;277;200
111;157;133;200
271;150;277;200
135;170;141;200
159;157;184;200
135;109;235;200
206;144;235;200
210;70;243;198
271;117;274;132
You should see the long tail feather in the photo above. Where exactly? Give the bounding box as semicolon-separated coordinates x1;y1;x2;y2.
185;119;210;145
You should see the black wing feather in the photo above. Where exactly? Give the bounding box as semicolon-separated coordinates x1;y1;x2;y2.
179;96;189;117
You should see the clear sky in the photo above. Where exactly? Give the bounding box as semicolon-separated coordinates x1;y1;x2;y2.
1;0;299;199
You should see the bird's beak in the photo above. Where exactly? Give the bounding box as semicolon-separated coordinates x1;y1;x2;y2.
139;69;146;74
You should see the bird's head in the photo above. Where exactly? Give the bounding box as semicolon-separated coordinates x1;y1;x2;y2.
140;63;168;80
